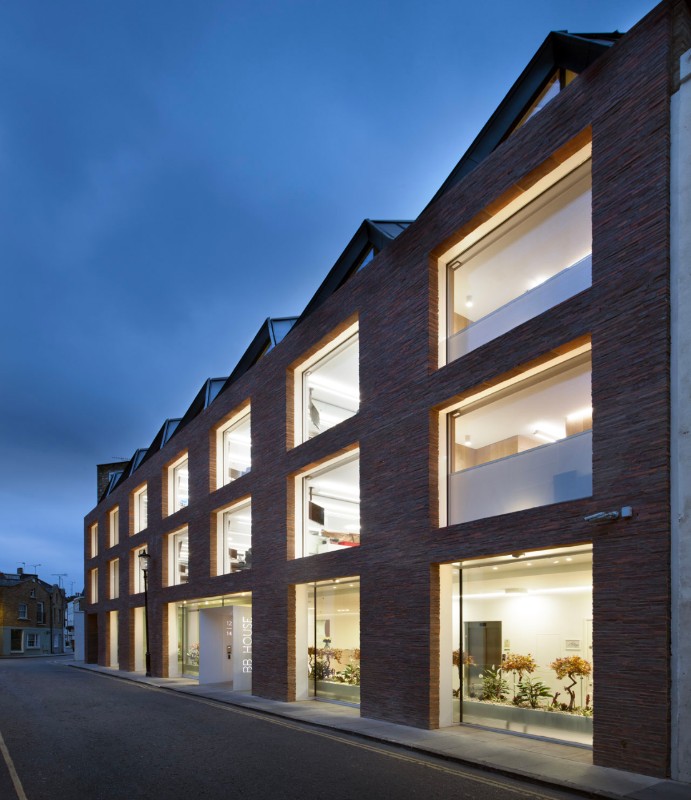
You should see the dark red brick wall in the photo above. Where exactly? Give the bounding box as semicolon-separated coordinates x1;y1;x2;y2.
83;1;679;778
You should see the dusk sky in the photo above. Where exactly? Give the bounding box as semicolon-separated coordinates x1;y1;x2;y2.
0;0;657;594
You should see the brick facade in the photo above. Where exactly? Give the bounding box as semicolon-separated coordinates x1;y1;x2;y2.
84;1;685;779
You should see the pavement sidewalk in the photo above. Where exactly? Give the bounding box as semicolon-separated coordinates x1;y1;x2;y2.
69;661;687;800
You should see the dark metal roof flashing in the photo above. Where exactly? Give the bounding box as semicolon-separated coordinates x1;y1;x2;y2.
220;317;298;394
174;377;229;437
295;219;412;325
138;418;182;469
426;30;621;209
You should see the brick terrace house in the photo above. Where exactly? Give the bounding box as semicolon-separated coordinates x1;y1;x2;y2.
83;0;691;782
0;570;67;656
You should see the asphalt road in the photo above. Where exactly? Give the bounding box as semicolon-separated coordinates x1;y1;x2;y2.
0;658;585;800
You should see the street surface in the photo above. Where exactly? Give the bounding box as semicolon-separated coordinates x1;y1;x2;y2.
0;658;586;800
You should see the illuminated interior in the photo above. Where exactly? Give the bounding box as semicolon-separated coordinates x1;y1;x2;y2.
302;454;360;557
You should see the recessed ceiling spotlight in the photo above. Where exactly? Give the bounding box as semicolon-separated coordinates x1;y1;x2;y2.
465;294;474;308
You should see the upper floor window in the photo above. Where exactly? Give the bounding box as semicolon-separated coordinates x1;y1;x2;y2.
444;344;592;526
131;546;147;595
294;324;359;445
90;568;98;604
216;409;251;489
168;528;189;586
18;603;28;619
37;601;45;624
442;151;591;364
89;523;98;558
109;558;120;600
167;454;189;515
216;499;252;574
109;506;119;548
295;451;360;558
133;485;148;533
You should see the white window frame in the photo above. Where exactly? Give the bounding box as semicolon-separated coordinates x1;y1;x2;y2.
293;322;359;447
133;485;148;533
216;407;251;490
18;603;28;620
36;601;45;624
437;144;592;368
168;454;189;515
109;506;119;548
215;498;252;575
25;632;40;649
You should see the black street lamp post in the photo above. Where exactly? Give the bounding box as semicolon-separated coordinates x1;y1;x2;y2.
138;550;152;677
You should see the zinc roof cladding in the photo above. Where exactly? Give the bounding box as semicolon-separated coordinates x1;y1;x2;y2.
295;219;412;325
137;418;182;470
426;30;622;209
219;317;298;394
174;377;230;437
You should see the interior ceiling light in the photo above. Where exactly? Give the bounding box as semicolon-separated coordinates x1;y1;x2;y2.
465;294;473;308
463;434;473;447
533;429;558;443
567;406;593;422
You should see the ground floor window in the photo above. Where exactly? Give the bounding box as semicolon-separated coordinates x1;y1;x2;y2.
306;577;360;704
450;544;593;745
26;632;40;649
10;629;23;652
174;593;252;687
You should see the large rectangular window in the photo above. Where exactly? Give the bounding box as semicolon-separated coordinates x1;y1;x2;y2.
168;529;189;586
216;500;252;574
216;410;251;489
306;577;360;704
450;545;593;745
446;347;592;525
132;546;147;595
444;156;591;362
294;325;359;445
297;452;360;558
36;602;45;624
133;486;148;533
90;523;98;558
168;454;189;515
109;558;120;600
90;569;98;604
109;506;119;548
18;603;28;620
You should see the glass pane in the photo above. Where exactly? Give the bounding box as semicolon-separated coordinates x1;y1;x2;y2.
308;578;360;704
449;357;592;524
458;546;593;745
304;335;359;440
174;460;189;511
222;414;251;485
448;163;591;356
222;503;252;573
304;456;360;556
137;490;148;532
